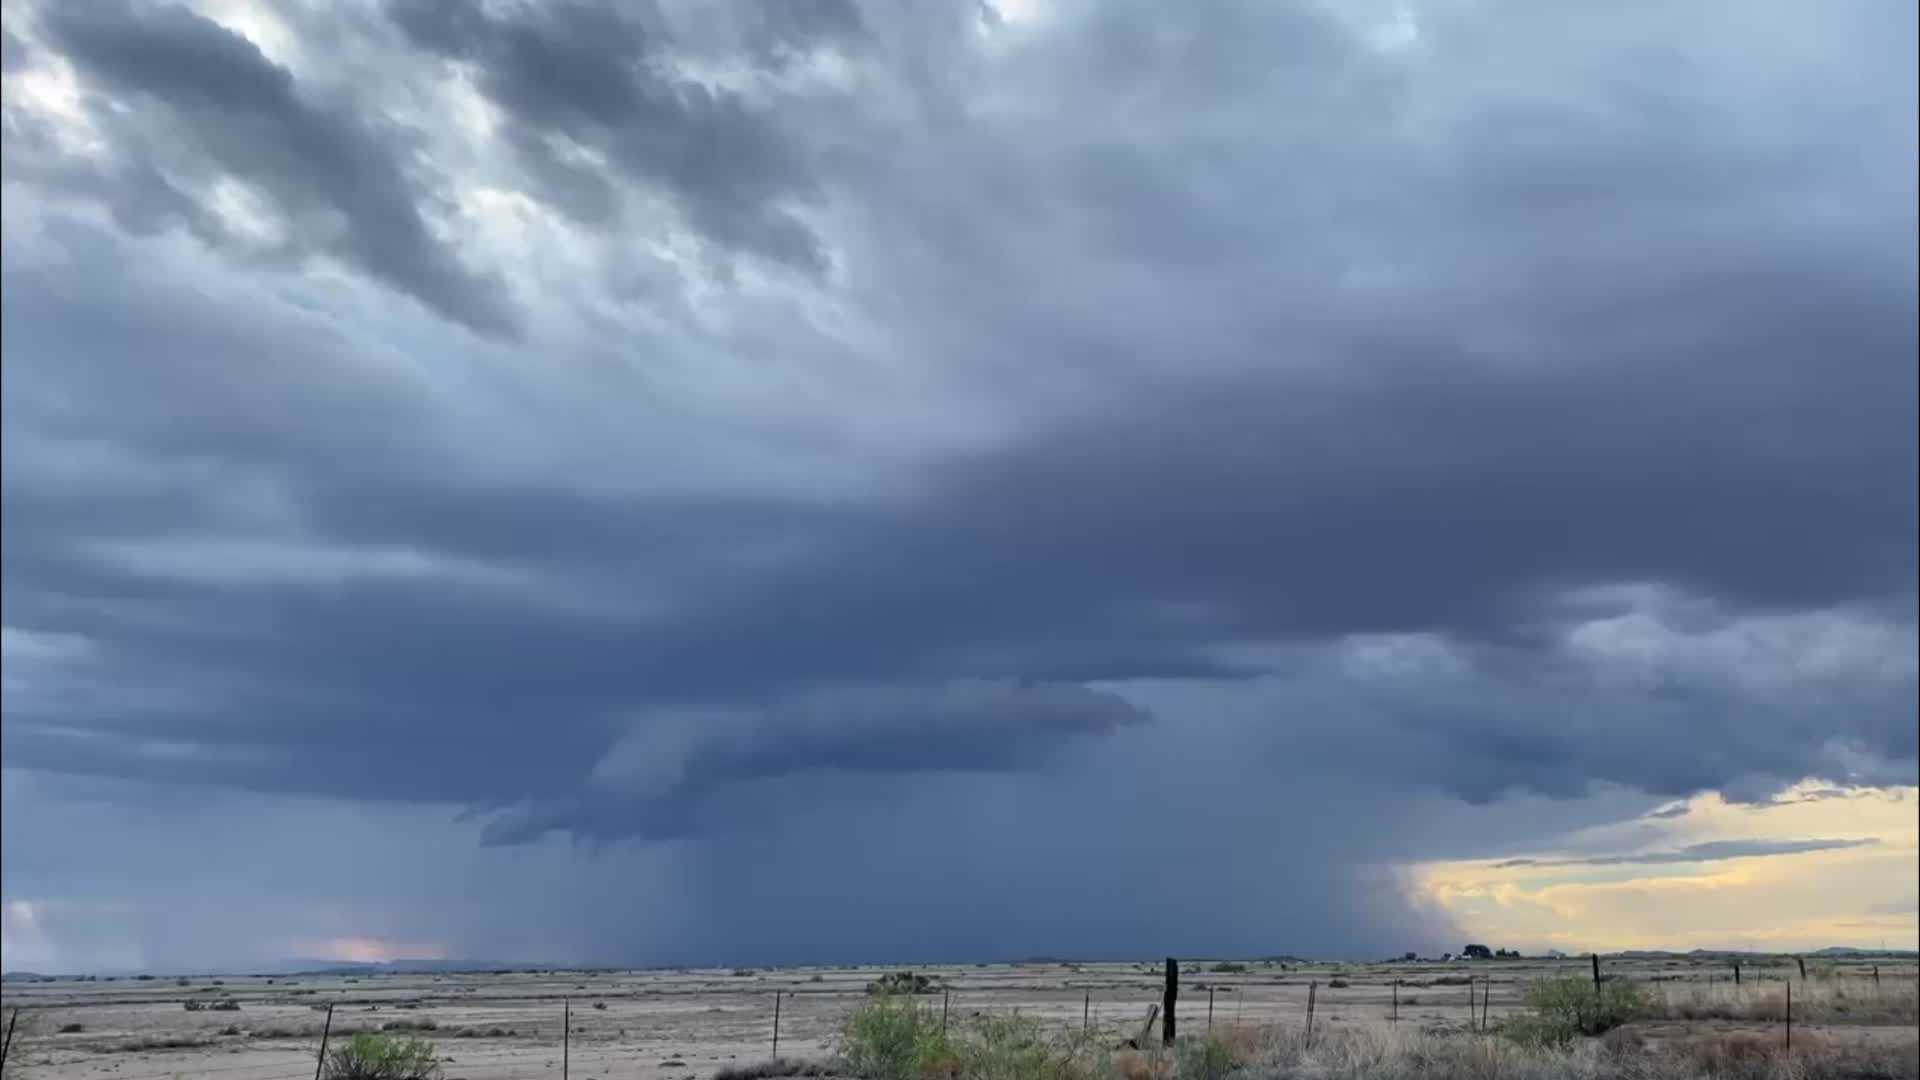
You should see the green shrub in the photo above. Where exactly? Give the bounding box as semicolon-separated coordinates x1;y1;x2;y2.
1502;977;1653;1048
841;996;951;1080
322;1031;443;1080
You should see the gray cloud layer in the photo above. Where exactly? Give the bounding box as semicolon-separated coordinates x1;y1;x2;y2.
3;0;1914;964
33;0;517;333
1493;838;1880;869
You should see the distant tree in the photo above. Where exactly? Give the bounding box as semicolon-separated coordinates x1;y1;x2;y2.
1463;944;1494;960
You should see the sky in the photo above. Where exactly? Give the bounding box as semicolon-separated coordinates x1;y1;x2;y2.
0;0;1914;973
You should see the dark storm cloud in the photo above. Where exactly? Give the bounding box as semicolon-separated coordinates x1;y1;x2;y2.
1490;838;1878;869
33;1;516;334
480;680;1148;844
1;27;26;71
2;0;1916;964
387;0;828;272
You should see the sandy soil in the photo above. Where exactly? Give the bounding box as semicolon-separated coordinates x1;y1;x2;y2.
3;957;1913;1080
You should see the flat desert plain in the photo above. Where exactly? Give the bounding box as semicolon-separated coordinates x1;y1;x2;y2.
3;956;1914;1079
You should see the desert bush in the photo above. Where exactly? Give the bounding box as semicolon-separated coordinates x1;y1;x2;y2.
1501;977;1653;1048
380;1017;438;1032
57;1022;85;1033
322;1031;442;1080
841;995;951;1080
209;998;242;1011
869;971;941;996
1208;963;1249;975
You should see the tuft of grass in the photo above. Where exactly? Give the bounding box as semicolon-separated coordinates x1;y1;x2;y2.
1172;1034;1238;1080
841;995;953;1080
950;1013;1091;1080
57;1022;86;1033
322;1031;442;1079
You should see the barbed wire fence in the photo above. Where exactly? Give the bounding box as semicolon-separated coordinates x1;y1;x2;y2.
1;958;1913;1080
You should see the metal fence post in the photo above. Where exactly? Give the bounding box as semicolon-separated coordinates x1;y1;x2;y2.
312;1003;334;1080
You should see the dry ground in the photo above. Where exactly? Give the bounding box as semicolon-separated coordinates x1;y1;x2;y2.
3;956;1913;1080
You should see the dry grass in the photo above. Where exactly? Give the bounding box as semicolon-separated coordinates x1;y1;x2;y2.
829;994;1916;1080
713;1058;848;1080
1243;1023;1918;1080
1662;979;1919;1025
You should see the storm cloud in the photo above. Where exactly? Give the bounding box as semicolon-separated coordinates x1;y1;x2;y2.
2;0;1914;967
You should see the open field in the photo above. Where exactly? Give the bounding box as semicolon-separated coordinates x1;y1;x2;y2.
3;956;1915;1079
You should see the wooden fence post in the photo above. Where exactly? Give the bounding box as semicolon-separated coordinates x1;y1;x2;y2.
1305;982;1317;1043
1482;978;1491;1029
1084;991;1090;1035
2;1008;18;1072
1796;956;1806;982
1391;980;1398;1024
1163;958;1178;1046
312;1003;334;1080
1873;965;1880;988
1468;979;1476;1032
1734;962;1741;986
1591;954;1601;988
772;992;782;1059
564;998;570;1080
1785;980;1792;1051
1208;987;1215;1032
942;989;950;1035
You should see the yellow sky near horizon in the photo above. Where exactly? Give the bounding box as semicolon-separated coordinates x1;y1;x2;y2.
1415;782;1920;954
